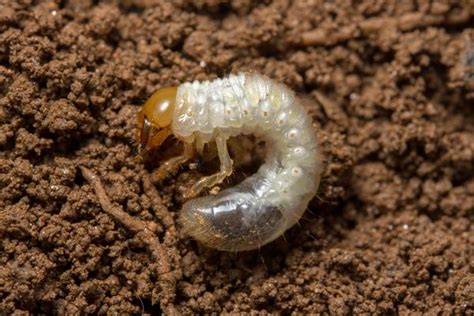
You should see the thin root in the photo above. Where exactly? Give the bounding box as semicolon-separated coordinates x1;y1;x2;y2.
79;166;177;313
142;172;178;246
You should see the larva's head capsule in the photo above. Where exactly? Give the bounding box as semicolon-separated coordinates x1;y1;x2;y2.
137;87;177;154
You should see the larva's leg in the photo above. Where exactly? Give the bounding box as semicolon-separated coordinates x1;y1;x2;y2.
152;142;194;182
184;136;233;199
195;137;205;156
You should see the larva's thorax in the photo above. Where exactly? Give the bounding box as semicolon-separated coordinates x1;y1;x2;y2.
173;74;247;140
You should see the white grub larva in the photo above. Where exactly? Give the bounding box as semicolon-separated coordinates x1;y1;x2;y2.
138;73;322;251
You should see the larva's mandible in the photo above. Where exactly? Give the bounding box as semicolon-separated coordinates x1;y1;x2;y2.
138;73;322;251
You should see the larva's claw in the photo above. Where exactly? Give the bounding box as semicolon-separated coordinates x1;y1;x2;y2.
183;178;210;199
184;171;229;199
151;166;173;183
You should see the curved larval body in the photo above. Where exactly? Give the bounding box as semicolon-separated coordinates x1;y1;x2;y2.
174;73;322;251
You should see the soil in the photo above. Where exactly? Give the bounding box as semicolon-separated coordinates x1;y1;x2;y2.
1;0;473;314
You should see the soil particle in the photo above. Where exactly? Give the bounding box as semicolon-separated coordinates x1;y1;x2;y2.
0;0;473;314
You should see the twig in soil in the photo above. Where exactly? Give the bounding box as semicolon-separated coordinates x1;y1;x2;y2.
314;91;348;127
142;173;177;245
294;11;472;47
79;166;177;314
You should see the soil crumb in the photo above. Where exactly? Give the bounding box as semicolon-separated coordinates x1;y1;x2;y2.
0;0;473;314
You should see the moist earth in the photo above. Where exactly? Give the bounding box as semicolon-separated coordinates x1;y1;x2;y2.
0;0;473;314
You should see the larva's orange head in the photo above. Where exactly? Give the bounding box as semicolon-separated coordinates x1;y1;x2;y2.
137;87;177;154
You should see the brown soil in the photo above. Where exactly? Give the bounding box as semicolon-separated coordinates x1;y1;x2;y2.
1;0;473;314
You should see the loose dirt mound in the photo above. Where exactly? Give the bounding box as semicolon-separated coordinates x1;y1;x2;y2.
1;1;473;314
